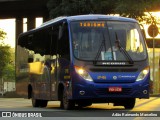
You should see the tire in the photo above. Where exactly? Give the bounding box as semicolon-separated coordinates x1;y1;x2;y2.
61;89;75;110
32;97;41;107
39;100;48;107
124;98;135;110
78;102;92;108
31;90;40;107
32;92;48;107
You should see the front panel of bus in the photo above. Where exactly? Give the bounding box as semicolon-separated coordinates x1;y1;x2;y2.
69;20;150;100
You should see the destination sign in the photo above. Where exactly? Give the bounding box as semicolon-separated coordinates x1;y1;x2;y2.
79;22;105;27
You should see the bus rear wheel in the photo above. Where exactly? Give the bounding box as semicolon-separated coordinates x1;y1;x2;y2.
32;99;48;107
61;89;75;110
39;100;48;107
123;98;135;109
31;91;40;107
32;98;40;107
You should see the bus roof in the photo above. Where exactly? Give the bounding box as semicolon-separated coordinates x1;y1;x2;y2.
67;14;137;22
41;14;137;27
19;14;137;37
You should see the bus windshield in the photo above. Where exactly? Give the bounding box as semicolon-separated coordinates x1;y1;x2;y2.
71;21;147;62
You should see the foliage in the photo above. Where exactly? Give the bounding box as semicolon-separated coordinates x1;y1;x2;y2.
0;45;11;78
3;63;15;81
3;48;15;81
114;0;151;19
0;28;6;40
47;0;115;18
47;0;62;18
0;29;13;80
114;0;160;24
47;0;160;24
47;0;92;18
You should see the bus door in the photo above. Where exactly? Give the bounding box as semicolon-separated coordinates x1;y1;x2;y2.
50;58;59;100
41;60;52;100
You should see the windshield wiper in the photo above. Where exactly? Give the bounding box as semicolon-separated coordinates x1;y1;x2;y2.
115;33;134;64
93;33;106;65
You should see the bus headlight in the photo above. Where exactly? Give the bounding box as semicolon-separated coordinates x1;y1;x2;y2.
74;66;93;81
136;67;149;81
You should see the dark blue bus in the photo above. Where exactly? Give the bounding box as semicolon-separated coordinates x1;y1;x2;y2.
16;15;150;110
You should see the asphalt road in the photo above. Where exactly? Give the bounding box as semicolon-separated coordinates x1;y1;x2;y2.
0;97;160;120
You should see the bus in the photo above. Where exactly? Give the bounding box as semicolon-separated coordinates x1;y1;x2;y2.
16;15;150;110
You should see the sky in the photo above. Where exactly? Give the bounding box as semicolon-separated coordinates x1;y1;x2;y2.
0;18;43;48
0;19;15;48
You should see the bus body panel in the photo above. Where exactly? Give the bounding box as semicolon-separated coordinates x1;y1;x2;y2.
69;61;149;100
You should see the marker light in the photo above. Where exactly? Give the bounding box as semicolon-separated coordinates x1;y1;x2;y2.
136;67;150;81
74;66;93;81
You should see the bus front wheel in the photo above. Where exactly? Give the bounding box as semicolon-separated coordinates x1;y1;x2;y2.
61;89;75;110
123;98;135;109
78;101;92;108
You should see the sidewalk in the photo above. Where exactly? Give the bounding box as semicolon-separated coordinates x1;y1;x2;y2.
150;94;160;97
0;91;21;98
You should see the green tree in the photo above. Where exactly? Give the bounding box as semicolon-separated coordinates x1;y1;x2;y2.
114;0;160;22
47;0;62;18
3;48;15;81
47;0;91;18
0;45;11;78
3;63;15;82
0;29;11;79
0;28;6;41
91;0;115;14
47;0;115;18
47;0;160;21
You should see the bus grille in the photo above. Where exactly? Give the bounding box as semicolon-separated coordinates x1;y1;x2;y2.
95;88;132;95
90;68;138;72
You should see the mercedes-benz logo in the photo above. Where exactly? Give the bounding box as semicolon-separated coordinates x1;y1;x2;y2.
113;76;117;80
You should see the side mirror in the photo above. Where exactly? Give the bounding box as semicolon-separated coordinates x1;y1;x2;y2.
140;24;146;39
141;29;146;39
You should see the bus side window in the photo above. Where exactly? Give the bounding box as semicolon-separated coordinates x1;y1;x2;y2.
58;23;70;60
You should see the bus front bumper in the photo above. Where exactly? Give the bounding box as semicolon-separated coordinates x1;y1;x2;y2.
72;82;149;100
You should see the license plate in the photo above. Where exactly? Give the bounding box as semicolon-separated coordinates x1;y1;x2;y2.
108;87;122;92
